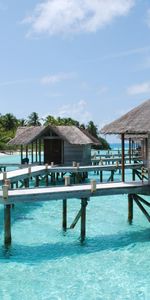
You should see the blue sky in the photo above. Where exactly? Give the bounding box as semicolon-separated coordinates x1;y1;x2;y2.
0;0;150;140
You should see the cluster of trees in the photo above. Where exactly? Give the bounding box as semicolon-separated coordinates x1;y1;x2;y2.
0;112;110;150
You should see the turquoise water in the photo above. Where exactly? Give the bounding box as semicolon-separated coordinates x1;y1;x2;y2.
0;154;149;299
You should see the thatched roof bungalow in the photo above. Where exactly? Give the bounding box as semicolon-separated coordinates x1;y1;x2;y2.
101;99;150;135
100;99;150;181
8;125;100;165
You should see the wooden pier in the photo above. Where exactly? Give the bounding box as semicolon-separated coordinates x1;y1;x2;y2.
1;180;150;246
1;181;149;204
0;152;148;247
0;162;144;187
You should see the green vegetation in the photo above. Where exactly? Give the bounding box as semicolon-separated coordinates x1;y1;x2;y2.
0;112;110;150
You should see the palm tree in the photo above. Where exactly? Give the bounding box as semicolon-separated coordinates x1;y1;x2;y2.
43;115;57;126
18;118;27;126
1;113;18;131
27;112;41;126
86;121;98;138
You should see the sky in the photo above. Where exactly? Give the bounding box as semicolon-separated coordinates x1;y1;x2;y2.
0;0;150;142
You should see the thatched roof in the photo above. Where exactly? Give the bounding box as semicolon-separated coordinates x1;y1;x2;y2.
100;99;150;135
8;125;100;146
8;126;48;145
80;129;101;145
50;126;100;145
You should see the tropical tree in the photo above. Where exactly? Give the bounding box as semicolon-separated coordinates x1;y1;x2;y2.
86;120;98;138
27;112;41;126
0;113;18;131
56;117;80;126
18;118;27;126
43;115;58;126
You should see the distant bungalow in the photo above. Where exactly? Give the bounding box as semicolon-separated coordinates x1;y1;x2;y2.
100;99;150;181
8;125;100;166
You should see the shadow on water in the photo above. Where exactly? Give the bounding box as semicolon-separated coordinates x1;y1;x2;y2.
0;201;44;232
0;228;150;263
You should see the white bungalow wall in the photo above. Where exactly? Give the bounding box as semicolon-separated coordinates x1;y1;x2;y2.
63;142;91;166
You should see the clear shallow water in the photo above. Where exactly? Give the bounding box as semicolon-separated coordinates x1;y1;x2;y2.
0;154;149;299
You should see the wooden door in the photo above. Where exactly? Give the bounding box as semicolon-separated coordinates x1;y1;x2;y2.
44;139;62;164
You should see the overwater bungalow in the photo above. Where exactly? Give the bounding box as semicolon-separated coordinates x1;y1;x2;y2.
2;102;150;246
8;125;100;166
100;99;150;181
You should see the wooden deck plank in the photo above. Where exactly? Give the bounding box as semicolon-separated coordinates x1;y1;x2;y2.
0;181;149;204
0;163;143;184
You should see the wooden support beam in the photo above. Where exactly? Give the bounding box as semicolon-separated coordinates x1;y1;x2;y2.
35;175;39;187
21;145;23;164
26;145;28;159
62;199;67;231
70;209;81;229
132;169;135;181
31;142;34;163
135;194;150;207
35;140;38;162
111;170;114;182
133;195;150;222
51;173;55;184
121;133;125;182
45;173;49;186
4;204;11;246
39;139;41;164
80;198;88;243
132;140;134;158
100;171;103;182
128;194;133;224
129;138;131;163
24;178;29;188
135;170;142;181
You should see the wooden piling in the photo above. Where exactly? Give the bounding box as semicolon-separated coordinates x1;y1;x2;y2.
4;204;11;246
111;170;114;182
35;175;39;187
45;173;49;186
21;145;23;164
129;138;131;163
121;133;125;182
51;173;55;184
80;198;88;243
132;169;135;181
128;194;133;224
62;199;67;231
31;142;34;163
24;178;29;188
100;171;103;182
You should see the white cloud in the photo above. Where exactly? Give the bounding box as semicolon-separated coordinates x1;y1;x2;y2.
23;0;135;36
127;81;150;95
55;100;92;123
41;72;74;85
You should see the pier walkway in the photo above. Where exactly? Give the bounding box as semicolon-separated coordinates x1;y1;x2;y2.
1;181;149;204
0;162;143;185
